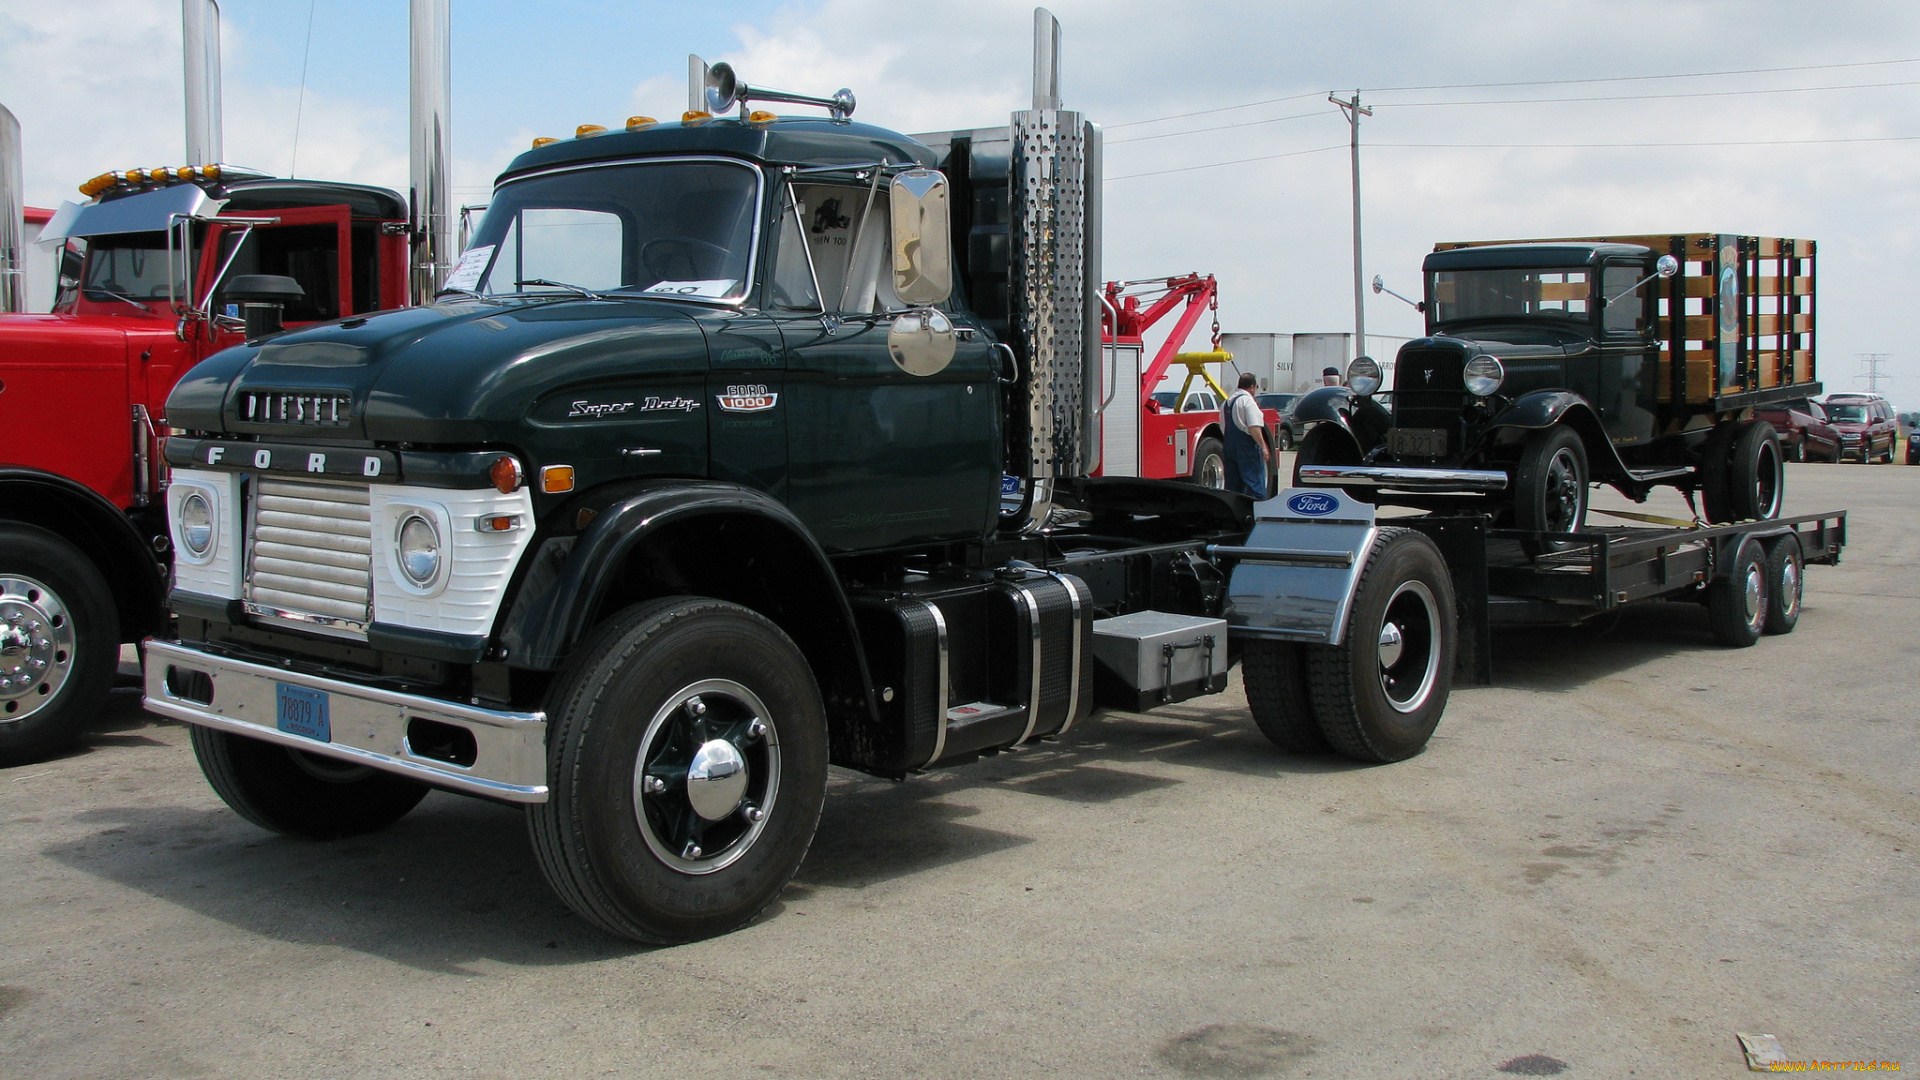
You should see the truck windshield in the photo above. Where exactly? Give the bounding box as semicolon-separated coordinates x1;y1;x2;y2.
1428;267;1590;325
454;159;760;302
81;230;188;306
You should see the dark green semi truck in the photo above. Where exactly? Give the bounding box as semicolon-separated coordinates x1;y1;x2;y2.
142;20;1460;943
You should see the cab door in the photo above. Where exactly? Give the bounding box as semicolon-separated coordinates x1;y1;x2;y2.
767;180;999;553
1597;259;1658;445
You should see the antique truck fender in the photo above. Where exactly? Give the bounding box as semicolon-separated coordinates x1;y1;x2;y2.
497;479;881;729
1485;392;1630;482
1290;385;1391;457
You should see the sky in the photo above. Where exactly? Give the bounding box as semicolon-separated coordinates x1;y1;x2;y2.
3;0;1918;409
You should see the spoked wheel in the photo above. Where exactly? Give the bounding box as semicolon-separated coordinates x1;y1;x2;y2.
1303;528;1454;763
0;524;117;767
1513;427;1589;535
1726;421;1785;521
529;597;827;944
632;679;780;874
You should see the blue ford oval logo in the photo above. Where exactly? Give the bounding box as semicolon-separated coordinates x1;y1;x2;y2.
1287;492;1339;516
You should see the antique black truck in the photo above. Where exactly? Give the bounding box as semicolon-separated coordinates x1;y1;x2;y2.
1293;234;1819;531
142;15;1460;945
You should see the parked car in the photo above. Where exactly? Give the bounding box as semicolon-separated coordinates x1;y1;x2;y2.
1755;397;1841;462
1821;392;1899;463
1256;392;1300;450
1906;429;1919;465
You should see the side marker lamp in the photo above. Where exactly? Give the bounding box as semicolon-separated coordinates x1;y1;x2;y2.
476;515;522;534
540;465;576;494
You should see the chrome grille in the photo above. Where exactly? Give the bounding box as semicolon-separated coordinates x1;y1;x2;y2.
240;390;352;426
245;477;372;632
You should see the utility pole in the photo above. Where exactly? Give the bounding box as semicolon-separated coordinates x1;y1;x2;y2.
1854;353;1892;394
1331;91;1371;357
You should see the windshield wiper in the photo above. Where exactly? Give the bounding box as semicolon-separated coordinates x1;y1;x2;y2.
87;287;153;313
436;286;487;301
515;278;604;301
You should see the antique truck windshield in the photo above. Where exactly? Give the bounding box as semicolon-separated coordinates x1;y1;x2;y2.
1427;266;1590;325
453;158;760;301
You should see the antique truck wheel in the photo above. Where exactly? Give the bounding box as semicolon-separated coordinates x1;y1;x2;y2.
1242;640;1328;753
191;727;430;838
1726;422;1784;520
1513;428;1589;555
1707;538;1769;647
1762;534;1803;636
528;597;827;944
1302;528;1455;763
0;523;117;767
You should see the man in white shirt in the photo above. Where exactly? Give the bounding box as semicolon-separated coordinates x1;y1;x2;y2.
1220;373;1272;499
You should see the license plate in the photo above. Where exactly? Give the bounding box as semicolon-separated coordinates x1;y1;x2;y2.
1391;428;1448;457
276;683;331;742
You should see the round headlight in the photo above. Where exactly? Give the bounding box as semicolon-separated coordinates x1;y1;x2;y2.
397;514;442;587
179;492;213;557
1346;355;1383;396
1463;354;1506;397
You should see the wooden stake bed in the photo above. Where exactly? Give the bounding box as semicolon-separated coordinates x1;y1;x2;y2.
1435;233;1817;412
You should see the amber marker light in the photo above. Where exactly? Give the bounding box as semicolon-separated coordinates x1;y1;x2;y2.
748;110;778;124
532;136;559;148
575;124;606;138
626;116;657;130
78;172;117;197
540;465;576;494
490;455;524;493
201;164;221;181
682;110;711;123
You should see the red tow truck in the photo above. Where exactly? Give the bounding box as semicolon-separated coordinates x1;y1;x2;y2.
1097;273;1282;489
0;164;408;763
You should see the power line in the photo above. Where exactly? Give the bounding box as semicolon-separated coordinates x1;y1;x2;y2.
1360;56;1920;94
1108;109;1328;146
1106;144;1346;181
1369;134;1920;149
1106;90;1325;131
1373;78;1920;108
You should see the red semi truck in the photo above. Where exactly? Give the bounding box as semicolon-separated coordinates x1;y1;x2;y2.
0;164;408;763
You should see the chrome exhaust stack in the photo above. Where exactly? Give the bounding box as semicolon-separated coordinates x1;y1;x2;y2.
181;0;222;167
1009;7;1101;530
0;102;21;313
409;0;453;303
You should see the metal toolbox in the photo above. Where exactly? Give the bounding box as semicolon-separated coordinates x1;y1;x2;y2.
1091;610;1228;712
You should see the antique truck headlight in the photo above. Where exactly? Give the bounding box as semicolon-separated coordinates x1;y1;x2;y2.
178;492;214;558
396;513;444;588
1346;355;1382;396
1463;354;1505;398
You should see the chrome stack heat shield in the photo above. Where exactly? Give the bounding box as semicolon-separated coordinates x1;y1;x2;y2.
0;102;21;313
409;0;453;303
181;0;222;167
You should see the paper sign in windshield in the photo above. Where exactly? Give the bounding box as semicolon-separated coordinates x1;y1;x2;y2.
442;246;494;292
643;279;736;298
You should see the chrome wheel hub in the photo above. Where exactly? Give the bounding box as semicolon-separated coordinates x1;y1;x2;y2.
0;576;77;724
1781;559;1800;616
1744;565;1765;628
632;679;780;875
1377;580;1440;715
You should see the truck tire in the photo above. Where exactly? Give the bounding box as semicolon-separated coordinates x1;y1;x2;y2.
528;597;827;944
190;726;430;838
1275;424;1294;453
1726;421;1784;521
1292;423;1371;502
1698;422;1740;524
1762;534;1803;636
0;523;118;767
1241;639;1327;753
1304;528;1454;763
1513;426;1588;536
1707;538;1768;647
1192;436;1227;489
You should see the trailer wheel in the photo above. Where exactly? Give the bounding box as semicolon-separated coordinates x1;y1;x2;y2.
1192;436;1227;489
0;523;118;767
1726;421;1784;521
1241;640;1327;753
190;727;430;838
1513;427;1588;556
1698;422;1740;524
528;597;827;944
1707;539;1768;647
1762;534;1803;636
1304;528;1454;763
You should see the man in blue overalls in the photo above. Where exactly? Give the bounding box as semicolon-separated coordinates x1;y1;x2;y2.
1220;373;1272;500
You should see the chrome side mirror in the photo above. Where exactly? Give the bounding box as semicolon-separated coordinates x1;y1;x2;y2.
1604;254;1683;308
1656;254;1679;278
889;169;952;307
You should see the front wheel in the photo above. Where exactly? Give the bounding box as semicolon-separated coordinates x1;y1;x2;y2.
528;597;827;944
0;523;118;767
191;727;430;838
1512;426;1589;542
1303;528;1455;763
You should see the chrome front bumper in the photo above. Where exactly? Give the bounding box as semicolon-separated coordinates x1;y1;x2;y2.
1297;464;1510;493
143;638;549;802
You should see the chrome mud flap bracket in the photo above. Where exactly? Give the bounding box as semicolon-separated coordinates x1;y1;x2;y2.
1211;489;1380;646
142;638;550;802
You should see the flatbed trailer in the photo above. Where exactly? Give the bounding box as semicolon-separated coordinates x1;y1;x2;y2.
1397;509;1847;683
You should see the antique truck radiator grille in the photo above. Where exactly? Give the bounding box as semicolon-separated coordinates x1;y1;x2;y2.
244;477;373;635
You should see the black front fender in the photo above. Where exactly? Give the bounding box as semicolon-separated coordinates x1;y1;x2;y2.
1293;385;1390;452
1488;390;1589;431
